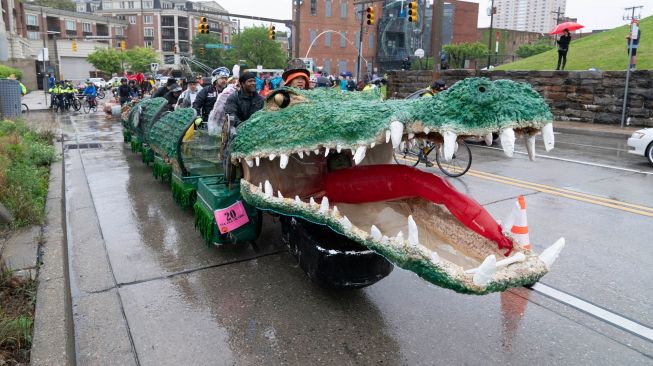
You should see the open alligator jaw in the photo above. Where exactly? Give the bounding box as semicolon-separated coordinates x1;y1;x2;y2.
237;133;564;295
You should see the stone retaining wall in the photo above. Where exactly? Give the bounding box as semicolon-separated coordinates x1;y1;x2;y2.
386;70;653;127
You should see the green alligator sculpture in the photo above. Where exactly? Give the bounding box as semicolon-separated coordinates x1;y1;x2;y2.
228;77;565;295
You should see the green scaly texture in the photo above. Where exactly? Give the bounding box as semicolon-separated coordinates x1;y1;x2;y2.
147;108;196;162
231;78;553;159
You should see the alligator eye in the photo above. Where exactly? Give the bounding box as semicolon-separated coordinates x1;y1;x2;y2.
273;92;291;109
478;86;487;93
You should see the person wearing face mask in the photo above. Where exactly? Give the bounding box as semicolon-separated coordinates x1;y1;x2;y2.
193;67;230;121
224;72;264;127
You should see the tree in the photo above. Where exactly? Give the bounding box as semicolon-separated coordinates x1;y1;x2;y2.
123;47;159;73
443;42;490;69
227;26;287;69
191;34;231;72
87;47;124;75
516;39;554;59
30;0;75;11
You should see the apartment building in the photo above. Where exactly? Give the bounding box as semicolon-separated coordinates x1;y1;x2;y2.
493;0;566;34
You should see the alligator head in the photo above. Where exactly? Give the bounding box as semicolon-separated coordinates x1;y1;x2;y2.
229;77;564;295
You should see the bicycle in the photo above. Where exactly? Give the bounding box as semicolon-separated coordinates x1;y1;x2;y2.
82;96;98;114
393;137;472;177
97;89;106;99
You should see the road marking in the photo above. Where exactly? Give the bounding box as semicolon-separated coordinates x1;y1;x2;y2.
530;283;653;343
471;145;653;175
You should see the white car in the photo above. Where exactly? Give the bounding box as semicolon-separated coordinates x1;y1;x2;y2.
89;77;108;89
627;128;653;166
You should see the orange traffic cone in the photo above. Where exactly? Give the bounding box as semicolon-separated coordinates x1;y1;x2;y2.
500;196;531;250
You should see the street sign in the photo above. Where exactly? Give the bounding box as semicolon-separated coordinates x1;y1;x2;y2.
150;63;159;72
205;43;233;50
257;65;263;72
414;48;425;58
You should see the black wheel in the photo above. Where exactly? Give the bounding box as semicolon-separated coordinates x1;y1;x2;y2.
435;140;472;177
21;103;29;115
83;100;90;114
392;140;424;167
647;142;653;166
97;90;106;99
72;97;82;111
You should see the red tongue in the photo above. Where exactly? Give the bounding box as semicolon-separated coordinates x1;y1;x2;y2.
324;165;513;255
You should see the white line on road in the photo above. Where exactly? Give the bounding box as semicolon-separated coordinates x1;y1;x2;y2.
531;283;653;342
471;145;653;175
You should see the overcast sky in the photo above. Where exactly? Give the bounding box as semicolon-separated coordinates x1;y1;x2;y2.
213;0;651;33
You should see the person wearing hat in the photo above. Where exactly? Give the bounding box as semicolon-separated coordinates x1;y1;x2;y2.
152;78;177;98
164;84;183;110
282;59;310;90
224;72;264;127
193;67;229;121
176;78;201;109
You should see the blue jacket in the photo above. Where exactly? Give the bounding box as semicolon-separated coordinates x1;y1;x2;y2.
83;85;97;97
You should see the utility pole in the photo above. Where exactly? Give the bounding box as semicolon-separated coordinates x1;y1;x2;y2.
356;5;364;82
431;0;443;71
294;0;301;58
551;6;564;46
486;0;494;69
621;5;643;128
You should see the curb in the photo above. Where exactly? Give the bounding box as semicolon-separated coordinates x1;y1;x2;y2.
30;133;76;365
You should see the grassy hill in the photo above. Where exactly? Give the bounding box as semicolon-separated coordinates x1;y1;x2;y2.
497;16;653;71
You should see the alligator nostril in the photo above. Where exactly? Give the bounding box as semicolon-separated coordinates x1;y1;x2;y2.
273;92;291;108
478;86;486;93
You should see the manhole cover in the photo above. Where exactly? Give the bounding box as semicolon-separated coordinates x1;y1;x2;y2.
66;143;102;149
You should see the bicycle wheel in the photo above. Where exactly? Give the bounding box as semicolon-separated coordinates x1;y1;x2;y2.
435;140;472;177
72;98;82;111
83;101;90;114
97;90;106;99
392;139;421;167
21;103;29;115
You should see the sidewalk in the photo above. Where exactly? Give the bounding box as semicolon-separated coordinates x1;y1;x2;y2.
554;120;641;138
23;91;51;111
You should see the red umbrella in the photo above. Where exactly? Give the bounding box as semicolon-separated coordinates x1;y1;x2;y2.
549;22;584;35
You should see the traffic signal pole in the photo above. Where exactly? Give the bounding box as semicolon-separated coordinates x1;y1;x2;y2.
431;0;443;71
356;8;365;82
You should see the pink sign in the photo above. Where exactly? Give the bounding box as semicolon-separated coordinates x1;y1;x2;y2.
214;201;250;234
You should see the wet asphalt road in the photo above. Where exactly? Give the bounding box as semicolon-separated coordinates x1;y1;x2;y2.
48;109;653;365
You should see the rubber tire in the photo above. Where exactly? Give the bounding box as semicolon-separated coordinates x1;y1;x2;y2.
72;97;82;111
392;142;421;167
83;101;90;114
435;140;472;177
647;142;653;167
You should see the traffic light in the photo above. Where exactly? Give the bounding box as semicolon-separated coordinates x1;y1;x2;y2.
120;39;126;51
71;39;77;52
366;7;375;25
199;47;205;56
198;16;209;34
268;25;276;40
408;1;418;23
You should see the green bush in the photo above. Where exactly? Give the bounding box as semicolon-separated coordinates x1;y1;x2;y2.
0;65;23;80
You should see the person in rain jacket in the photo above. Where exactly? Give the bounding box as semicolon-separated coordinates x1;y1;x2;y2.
82;80;97;107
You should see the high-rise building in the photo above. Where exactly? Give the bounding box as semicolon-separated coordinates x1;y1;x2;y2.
493;0;566;34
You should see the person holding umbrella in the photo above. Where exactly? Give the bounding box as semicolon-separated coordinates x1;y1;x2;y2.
556;29;571;70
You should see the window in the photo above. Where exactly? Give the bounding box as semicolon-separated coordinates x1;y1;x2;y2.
368;33;374;49
310;0;317;16
338;60;347;75
143;1;152;8
325;0;331;17
119;2;125;9
26;15;38;26
66;20;76;31
27;31;40;40
339;31;346;48
144;27;153;37
143;15;153;24
128;1;134;8
341;2;346;18
103;2;112;9
115;27;124;36
144;40;153;48
324;32;330;47
323;60;331;74
77;4;86;12
309;30;317;44
128;16;136;24
224;35;229;43
83;23;91;32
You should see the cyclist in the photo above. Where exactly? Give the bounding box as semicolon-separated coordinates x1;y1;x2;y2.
422;80;447;97
49;81;66;110
82;80;97;108
118;78;131;105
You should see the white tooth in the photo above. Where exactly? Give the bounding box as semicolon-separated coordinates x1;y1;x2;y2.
331;205;339;217
255;156;260;166
297;151;304;159
370;225;382;241
279;154;289;169
382;235;389;242
395;231;404;244
473;255;497;286
313;148;320;155
336;144;342;153
399;141;406;151
305;150;311;156
264;180;273;197
423;127;430;135
319;196;329;213
258;182;263;191
295;195;301;204
500;128;516;157
310;197;316;206
443;131;457;161
430;251;440;264
484;132;493;146
353;145;367;165
407;215;419;247
390;121;404;148
408;133;415;139
324;147;330;156
542;123;554;152
277;191;284;199
539;237;565;270
466;253;526;274
385;130;391;143
370;142;376;148
526;135;536;161
340;216;352;229
246;159;253;168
